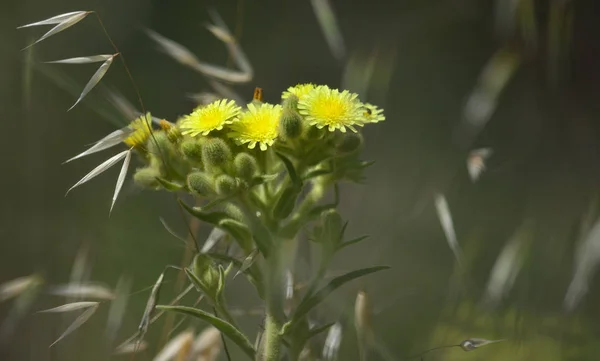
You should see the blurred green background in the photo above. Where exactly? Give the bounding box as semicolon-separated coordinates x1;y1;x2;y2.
2;0;600;360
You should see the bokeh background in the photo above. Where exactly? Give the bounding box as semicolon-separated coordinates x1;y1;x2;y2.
2;0;600;360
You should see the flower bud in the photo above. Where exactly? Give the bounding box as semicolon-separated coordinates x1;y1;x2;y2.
335;132;363;154
159;119;182;143
233;153;259;181
304;125;325;141
187;171;215;197
279;108;303;140
202;138;232;169
282;94;299;110
181;139;203;162
190;254;223;301
147;131;176;155
224;203;246;223
215;174;238;196
133;167;161;189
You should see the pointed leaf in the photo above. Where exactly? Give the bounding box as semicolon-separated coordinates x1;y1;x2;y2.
178;200;230;226
18;11;89;28
218;219;253;252
138;273;164;340
64;128;132;163
0;275;41;302
307;322;335;342
39;301;98;313
49;284;115;300
338;235;369;251
155;177;184;191
110;149;131;213
293;266;390;323
66;149;128;195
434;193;463;265
50;303;99;346
156;305;255;359
69;55;116;111
23;12;90;49
234;249;259;279
47;55;113;64
275;152;302;187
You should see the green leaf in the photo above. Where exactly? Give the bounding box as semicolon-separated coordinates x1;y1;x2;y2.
275;152;302;187
338;235;369;251
156;305;256;360
218;219;253;252
155;177;184;191
305;322;336;342
207;252;264;298
303;168;333;180
292;266;390;322
178;199;229;226
272;186;302;220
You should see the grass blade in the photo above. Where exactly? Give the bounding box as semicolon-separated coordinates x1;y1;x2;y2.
137;272;165;343
322;322;342;361
293;266;390;323
69;55;116;111
157;305;255;360
50;303;99;347
39;301;98;313
434;193;463;265
110;149;131;213
66;149;129;195
23;12;90;49
153;329;194;361
63;127;132;164
0;275;40;302
49;284;115;300
201;227;227;254
18;11;89;28
310;0;346;61
46;55;114;64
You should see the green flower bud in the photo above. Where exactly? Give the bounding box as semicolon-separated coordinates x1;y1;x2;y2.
283;94;299;110
215;174;238;196
335;132;363;154
202;138;232;169
321;209;343;249
146;131;174;155
181;139;203;162
189;254;223;301
224;203;246;223
187;171;215;197
279;108;303;140
133;167;161;189
233;153;259;181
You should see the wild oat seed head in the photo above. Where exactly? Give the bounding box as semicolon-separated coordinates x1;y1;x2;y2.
298;85;364;133
124;113;153;148
228;103;282;151
281;83;316;101
362;103;385;123
180;99;241;137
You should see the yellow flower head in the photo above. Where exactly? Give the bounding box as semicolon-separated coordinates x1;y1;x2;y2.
180;99;241;137
282;83;316;101
362;103;385;123
124;113;153;148
229;103;282;151
297;86;363;133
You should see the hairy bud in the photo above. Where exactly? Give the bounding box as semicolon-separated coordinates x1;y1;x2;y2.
215;174;238;196
201;138;232;169
279;108;303;140
133;167;161;189
181;140;203;162
335;132;363;154
233;153;259;181
187;171;215;197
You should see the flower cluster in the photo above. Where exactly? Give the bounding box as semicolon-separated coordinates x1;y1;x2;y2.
130;84;384;201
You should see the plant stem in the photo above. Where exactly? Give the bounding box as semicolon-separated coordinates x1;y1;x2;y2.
263;313;282;361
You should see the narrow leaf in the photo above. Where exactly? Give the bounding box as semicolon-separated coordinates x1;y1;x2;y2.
153;330;194;361
64;128;132;164
156;305;255;360
138;273;164;341
434;193;463;265
18;11;89;28
234;249;259;279
178;200;230;226
39;301;98;313
110;149;131;213
66;149;128;195
0;275;40;302
156;177;184;191
275;152;302;187
69;55;115;110
307;322;335;342
50;303;99;347
338;235;369;251
49;284;115;300
293;266;389;322
23;12;90;49
310;0;346;61
218;219;253;252
460;338;506;351
47;55;113;64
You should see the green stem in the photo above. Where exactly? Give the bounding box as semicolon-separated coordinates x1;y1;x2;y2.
264;313;282;361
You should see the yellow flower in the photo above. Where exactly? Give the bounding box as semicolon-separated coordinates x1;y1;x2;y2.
180;99;241;137
297;85;363;133
124;113;153;148
281;83;316;101
229;103;282;151
362;103;385;123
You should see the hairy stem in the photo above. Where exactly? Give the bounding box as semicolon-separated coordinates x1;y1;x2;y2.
263;313;282;361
